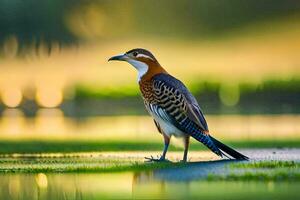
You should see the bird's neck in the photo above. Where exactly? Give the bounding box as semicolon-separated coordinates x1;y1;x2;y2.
139;63;167;83
139;64;167;102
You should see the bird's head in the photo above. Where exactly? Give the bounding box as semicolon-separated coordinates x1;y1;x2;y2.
108;48;164;81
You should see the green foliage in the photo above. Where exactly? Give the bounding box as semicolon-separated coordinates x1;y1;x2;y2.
240;78;300;93
74;85;139;99
1;0;300;52
72;78;300;115
75;78;300;99
134;0;300;38
0;0;80;51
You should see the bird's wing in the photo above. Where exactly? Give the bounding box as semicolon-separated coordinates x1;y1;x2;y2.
153;119;162;133
151;73;222;156
152;73;208;132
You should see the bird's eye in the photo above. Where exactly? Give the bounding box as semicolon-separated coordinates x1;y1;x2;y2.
133;52;138;57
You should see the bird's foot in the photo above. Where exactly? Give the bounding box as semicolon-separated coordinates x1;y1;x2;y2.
144;155;169;162
179;157;190;163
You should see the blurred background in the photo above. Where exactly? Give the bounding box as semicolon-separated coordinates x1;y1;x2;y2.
0;0;299;143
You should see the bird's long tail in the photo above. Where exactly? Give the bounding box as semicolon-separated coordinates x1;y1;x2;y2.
190;131;224;157
210;136;249;160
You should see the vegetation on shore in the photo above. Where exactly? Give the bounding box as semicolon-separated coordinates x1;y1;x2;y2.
0;139;299;154
208;160;300;181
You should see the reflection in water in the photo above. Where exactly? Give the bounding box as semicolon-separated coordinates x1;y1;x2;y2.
0;109;300;140
0;172;299;200
35;109;67;136
0;173;133;200
0;109;299;141
132;173;300;199
35;173;48;189
0;109;26;136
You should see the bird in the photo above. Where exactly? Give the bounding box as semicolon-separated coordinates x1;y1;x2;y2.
108;48;248;162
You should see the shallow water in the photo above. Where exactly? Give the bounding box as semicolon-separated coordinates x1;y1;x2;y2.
0;149;299;199
0;172;298;200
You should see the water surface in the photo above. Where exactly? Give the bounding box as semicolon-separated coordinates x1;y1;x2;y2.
0;172;298;200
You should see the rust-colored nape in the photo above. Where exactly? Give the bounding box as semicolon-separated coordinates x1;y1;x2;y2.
138;58;167;82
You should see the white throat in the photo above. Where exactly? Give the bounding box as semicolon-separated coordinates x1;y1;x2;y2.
127;59;149;82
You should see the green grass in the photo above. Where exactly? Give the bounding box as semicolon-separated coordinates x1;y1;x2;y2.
1;155;300;181
1;152;300;182
0;139;299;154
231;160;300;169
208;161;300;181
0;154;186;173
0;139;299;175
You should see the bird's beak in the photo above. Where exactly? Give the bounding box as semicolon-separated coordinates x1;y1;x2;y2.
108;54;128;62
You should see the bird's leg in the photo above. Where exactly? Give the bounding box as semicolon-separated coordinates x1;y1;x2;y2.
181;135;190;162
145;133;170;162
160;133;170;160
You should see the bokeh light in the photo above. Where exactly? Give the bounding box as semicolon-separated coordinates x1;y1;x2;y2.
36;87;63;108
0;1;299;199
1;87;23;108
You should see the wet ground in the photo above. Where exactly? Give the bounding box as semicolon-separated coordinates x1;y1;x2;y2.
151;148;300;181
0;148;299;199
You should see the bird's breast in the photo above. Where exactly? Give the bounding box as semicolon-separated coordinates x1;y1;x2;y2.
139;78;185;137
139;79;156;104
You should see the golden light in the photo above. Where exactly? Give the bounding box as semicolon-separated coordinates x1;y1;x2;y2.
35;108;67;135
0;109;25;136
35;173;48;189
8;176;21;197
36;87;63;108
1;87;23;108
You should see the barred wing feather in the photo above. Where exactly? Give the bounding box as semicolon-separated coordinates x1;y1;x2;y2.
151;73;222;156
